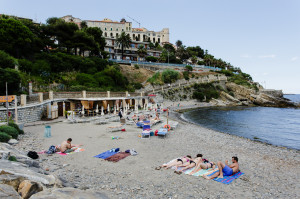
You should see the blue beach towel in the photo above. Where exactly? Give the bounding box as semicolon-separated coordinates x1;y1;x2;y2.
94;150;117;159
208;171;244;184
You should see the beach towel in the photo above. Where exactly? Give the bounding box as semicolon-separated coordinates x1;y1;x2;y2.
94;150;118;159
56;148;85;156
104;152;130;162
207;171;244;184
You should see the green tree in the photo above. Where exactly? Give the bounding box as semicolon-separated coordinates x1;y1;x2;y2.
115;32;132;60
176;46;190;62
137;46;147;61
85;27;106;55
0;50;17;69
0;17;34;58
175;40;182;48
0;68;21;95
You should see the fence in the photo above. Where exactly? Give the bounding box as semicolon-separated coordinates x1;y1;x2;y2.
109;59;222;71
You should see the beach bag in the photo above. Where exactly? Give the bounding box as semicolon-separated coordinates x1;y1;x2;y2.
27;151;39;159
121;128;126;132
47;145;56;154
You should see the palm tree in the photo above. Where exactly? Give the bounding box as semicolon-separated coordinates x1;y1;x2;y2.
175;40;183;48
137;46;147;61
115;32;132;60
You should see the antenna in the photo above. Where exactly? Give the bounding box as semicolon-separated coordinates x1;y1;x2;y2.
127;15;141;28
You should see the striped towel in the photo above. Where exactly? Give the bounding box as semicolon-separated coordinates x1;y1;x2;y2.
208;171;244;184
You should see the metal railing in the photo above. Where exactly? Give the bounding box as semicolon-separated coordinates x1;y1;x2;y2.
109;59;222;71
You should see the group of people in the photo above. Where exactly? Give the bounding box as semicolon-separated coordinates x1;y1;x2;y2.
157;154;239;179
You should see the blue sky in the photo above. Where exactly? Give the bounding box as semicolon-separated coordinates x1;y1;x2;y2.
1;0;299;93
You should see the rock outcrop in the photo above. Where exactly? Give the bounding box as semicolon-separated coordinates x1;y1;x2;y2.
225;82;295;108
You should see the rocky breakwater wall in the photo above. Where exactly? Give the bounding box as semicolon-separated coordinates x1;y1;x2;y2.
0;143;108;199
225;82;295;107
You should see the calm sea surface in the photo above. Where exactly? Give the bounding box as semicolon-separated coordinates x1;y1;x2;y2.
182;94;300;150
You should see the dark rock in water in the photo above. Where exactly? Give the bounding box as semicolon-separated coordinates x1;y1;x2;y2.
0;184;21;199
30;187;110;199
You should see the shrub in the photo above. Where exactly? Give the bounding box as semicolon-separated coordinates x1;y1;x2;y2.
134;64;139;69
147;72;163;85
8;122;24;134
185;65;193;71
193;91;205;101
183;71;189;80
0;125;19;139
0;132;11;142
8;155;17;161
161;69;180;84
145;56;158;62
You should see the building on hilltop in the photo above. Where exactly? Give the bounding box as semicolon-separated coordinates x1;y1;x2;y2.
61;15;169;61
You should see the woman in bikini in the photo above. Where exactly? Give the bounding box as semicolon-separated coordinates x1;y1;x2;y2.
156;155;192;170
174;154;203;174
189;161;216;175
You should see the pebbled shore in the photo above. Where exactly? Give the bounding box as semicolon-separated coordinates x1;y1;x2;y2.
15;105;300;198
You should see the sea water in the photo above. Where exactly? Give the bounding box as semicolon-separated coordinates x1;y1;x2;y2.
182;94;300;150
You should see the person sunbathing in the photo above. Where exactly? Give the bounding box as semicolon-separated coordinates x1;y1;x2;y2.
189;161;216;175
58;138;82;153
156;155;192;170
203;156;239;179
174;154;204;174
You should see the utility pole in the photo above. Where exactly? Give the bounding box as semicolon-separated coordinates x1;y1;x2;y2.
6;82;9;125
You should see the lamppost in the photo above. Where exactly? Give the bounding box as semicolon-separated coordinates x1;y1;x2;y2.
167;50;169;65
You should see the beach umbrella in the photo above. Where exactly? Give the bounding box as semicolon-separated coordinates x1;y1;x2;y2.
127;103;130;110
135;104;138;114
114;105;116;115
117;103;119;111
95;104;99;114
107;104;110;114
82;105;85;116
101;106;104;116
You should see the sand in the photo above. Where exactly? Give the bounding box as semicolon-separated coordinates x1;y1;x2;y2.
16;106;300;198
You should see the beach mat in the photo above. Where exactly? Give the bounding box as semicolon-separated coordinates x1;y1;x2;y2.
56;148;85;156
207;171;244;184
105;152;130;162
94;150;117;159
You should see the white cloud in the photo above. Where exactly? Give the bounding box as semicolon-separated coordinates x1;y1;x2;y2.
291;56;298;61
241;54;251;58
258;54;276;58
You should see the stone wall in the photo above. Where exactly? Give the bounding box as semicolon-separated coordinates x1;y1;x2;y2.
0;103;49;124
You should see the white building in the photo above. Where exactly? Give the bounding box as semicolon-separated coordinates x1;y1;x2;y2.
61;15;169;60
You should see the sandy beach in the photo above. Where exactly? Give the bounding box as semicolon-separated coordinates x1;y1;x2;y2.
15;104;300;199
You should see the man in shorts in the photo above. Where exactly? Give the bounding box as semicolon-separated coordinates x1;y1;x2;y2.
58;138;81;153
203;156;239;179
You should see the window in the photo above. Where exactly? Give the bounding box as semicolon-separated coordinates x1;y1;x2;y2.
111;28;112;31
105;28;107;30
110;33;113;37
116;28;118;31
122;29;124;31
105;32;107;37
116;33;119;37
126;27;128;31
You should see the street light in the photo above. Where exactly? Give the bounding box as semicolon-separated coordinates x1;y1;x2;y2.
167;50;169;65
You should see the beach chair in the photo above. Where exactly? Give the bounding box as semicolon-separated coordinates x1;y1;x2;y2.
106;123;126;132
141;124;151;139
157;128;168;138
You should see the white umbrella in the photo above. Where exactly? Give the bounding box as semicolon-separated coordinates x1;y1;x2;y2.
101;106;104;116
117;103;119;111
135;104;138;114
82;105;85;116
95;104;99;114
113;105;116;115
107;104;110;114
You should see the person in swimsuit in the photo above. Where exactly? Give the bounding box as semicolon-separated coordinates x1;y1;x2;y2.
156;155;192;170
203;156;239;179
175;154;203;174
58;138;82;153
189;161;215;175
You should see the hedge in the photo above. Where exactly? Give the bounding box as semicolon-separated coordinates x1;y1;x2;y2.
0;132;11;142
0;126;18;139
8;122;24;134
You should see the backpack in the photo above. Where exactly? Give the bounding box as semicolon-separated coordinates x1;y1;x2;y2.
47;145;56;154
27;151;39;159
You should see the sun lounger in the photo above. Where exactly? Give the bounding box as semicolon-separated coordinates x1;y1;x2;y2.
157;128;168;138
106;123;126;132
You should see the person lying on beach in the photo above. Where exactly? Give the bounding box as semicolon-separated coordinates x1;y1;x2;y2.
155;155;192;170
58;138;82;153
203;156;239;179
154;113;160;121
174;154;203;174
189;161;216;175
